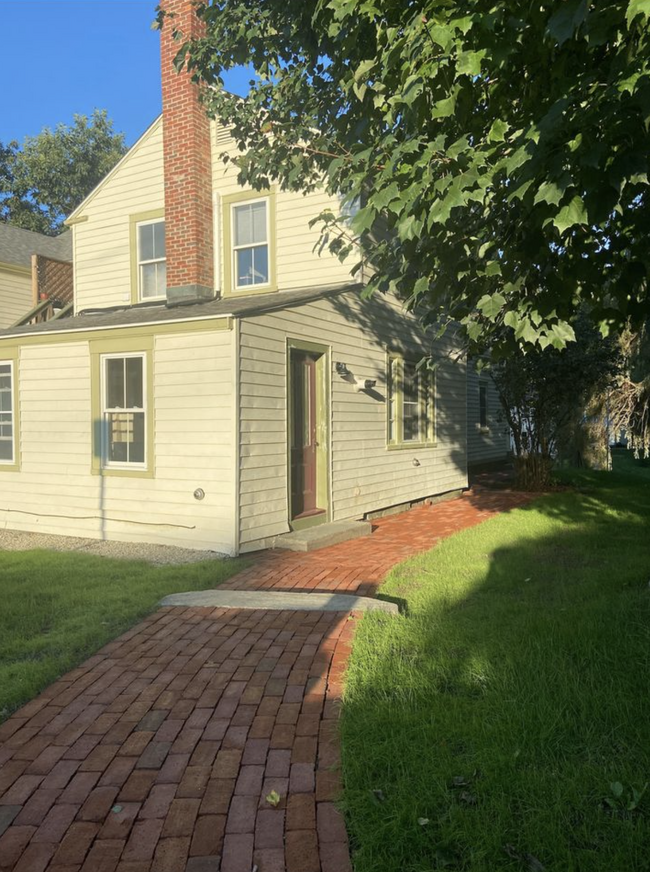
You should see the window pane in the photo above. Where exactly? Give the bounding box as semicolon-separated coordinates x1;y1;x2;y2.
156;261;167;296
252;244;269;284
251;201;267;243
387;358;397;442
141;262;164;299
234;204;253;247
106;411;145;464
153;221;166;259
126;357;143;409
234;201;267;246
0;440;12;462
106;358;125;409
139;223;155;262
403;403;420;441
236;247;254;286
479;384;488;427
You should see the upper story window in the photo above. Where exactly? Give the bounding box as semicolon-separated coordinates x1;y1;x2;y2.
0;362;15;464
101;353;147;468
137;219;166;300
232;199;270;289
387;354;436;448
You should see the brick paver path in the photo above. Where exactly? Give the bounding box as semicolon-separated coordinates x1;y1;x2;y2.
0;486;534;871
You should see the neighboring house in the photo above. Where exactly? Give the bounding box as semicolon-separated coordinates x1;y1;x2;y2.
0;0;506;554
0;223;73;328
467;363;511;471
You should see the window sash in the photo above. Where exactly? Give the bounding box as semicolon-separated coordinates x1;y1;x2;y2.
0;361;15;464
100;353;147;469
137;220;166;300
387;356;435;446
232;199;270;289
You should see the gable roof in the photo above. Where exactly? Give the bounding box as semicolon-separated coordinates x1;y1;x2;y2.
65;116;163;225
0;282;363;341
0;224;72;269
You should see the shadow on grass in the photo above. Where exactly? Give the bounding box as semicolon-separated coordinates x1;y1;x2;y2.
341;472;650;872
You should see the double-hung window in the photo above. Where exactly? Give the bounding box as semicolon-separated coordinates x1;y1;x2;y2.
0;362;15;464
101;354;147;468
137;219;166;300
232;199;270;289
387;354;435;447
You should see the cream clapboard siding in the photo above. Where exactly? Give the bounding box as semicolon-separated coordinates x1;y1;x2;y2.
466;364;510;466
73;118;165;313
212;125;355;291
0;327;237;552
238;291;468;551
0;267;32;328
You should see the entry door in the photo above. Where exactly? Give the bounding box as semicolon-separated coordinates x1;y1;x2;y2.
290;349;325;522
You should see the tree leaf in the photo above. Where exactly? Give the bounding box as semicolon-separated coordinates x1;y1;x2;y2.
553;195;587;234
457;50;487;77
534;180;565;207
477;293;506;319
626;0;650;26
547;0;588;45
488;119;509;142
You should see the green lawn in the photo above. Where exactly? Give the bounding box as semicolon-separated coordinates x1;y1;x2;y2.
342;471;650;872
0;550;248;721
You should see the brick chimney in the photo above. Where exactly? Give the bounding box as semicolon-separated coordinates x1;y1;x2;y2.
160;0;214;305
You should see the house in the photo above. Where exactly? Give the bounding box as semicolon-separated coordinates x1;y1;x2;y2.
0;0;508;555
0;224;73;328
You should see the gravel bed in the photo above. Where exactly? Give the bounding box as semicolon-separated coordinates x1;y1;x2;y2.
0;529;228;566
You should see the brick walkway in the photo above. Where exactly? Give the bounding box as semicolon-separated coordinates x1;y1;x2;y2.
0;486;534;872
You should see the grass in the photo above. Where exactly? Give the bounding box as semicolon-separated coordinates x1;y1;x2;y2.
341;471;650;872
0;550;248;721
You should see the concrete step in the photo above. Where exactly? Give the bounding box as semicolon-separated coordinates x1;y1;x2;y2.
272;520;373;552
161;589;398;614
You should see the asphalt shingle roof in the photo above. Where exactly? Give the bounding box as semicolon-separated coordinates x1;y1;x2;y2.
0;282;362;340
0;224;72;269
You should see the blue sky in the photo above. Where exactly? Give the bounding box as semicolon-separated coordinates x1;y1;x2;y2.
0;0;249;147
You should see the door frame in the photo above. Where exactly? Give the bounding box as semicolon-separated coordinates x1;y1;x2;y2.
286;338;331;531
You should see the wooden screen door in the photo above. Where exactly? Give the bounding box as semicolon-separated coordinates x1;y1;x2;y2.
289;348;327;526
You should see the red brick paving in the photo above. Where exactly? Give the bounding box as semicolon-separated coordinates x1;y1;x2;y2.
0;485;534;871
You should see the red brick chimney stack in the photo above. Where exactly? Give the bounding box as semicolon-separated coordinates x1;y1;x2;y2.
159;0;214;304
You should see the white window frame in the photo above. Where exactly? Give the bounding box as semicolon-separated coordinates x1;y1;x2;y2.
100;352;148;470
478;380;489;430
0;360;15;465
231;197;271;291
136;218;166;302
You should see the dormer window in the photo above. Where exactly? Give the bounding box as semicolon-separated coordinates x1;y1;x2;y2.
137;219;166;300
232;199;269;289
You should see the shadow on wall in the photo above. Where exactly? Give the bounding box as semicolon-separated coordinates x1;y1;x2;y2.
340;474;650;871
328;290;468;485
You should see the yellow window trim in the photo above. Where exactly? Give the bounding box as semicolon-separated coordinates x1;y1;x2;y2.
0;348;20;472
129;209;165;305
386;352;436;450
90;335;154;478
222;189;277;297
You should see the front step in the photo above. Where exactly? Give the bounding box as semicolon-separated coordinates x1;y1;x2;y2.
161;589;398;614
272;520;373;553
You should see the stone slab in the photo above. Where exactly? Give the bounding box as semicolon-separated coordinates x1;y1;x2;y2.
160;589;398;614
272;520;373;552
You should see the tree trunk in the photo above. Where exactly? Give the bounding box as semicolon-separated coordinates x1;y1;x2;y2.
513;453;553;490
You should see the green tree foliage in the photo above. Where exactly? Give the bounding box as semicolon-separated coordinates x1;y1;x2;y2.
170;0;650;355
490;317;620;488
0;110;127;236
